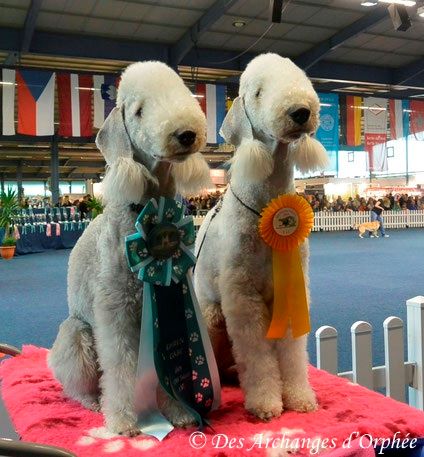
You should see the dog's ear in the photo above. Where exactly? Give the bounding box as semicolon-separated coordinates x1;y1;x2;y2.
229;139;274;185
290;135;330;174
102;157;157;205
96;107;156;205
222;97;274;184
172;153;212;196
220;97;253;147
96;107;132;165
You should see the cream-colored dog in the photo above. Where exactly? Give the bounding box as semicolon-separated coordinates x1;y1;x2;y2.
356;221;380;238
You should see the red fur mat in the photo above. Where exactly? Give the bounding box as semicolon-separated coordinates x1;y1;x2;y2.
1;346;424;457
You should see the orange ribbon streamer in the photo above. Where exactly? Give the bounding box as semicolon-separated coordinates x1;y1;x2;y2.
266;248;310;339
259;194;313;339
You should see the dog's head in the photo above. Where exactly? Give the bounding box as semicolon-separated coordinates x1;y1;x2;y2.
221;53;329;183
96;61;211;204
239;53;319;143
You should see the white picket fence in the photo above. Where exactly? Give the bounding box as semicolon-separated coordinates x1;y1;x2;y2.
193;210;424;232
313;210;424;231
316;296;424;409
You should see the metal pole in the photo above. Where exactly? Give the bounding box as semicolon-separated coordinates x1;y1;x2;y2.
50;136;60;205
17;159;23;201
405;133;409;186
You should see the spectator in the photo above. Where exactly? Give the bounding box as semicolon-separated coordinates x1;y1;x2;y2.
78;195;91;219
61;195;73;207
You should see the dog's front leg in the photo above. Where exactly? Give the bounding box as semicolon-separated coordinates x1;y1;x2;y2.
220;269;283;420
94;290;141;437
275;335;317;412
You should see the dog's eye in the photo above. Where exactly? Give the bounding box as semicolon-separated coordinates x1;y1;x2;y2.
135;107;143;117
255;88;261;98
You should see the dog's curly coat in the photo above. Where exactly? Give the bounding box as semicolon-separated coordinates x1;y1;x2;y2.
194;53;329;421
48;61;211;436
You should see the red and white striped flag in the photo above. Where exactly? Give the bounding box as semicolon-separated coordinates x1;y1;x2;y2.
410;100;424;140
57;73;93;137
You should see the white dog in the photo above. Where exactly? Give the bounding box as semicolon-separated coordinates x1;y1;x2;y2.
48;61;210;436
194;53;329;420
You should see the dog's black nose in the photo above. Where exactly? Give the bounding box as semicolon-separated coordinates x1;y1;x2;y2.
289;107;310;125
177;130;196;147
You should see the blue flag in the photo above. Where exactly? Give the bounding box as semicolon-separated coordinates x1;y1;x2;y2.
317;93;339;151
316;93;339;174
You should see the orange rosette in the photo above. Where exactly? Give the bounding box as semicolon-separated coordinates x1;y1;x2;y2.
259;194;314;252
259;194;314;339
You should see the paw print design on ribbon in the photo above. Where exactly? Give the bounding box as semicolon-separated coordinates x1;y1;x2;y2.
200;378;210;388
195;355;205;366
125;197;196;286
190;332;199;343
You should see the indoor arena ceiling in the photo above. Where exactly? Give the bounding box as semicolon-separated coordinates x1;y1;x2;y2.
1;0;424;180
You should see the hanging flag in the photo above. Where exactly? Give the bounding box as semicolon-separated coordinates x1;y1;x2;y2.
364;97;388;172
317;93;339;152
410;100;424;140
340;95;362;146
57;73;93;137
93;75;118;129
389;99;410;140
1;69;15;136
16;70;55;136
195;84;226;144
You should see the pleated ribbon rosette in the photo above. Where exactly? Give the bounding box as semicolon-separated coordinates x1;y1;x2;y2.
259;194;314;339
125;197;220;440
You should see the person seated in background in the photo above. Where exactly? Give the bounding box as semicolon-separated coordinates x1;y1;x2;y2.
78;195;91;219
62;195;73;207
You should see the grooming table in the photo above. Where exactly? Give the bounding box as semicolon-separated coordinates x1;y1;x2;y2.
1;346;424;457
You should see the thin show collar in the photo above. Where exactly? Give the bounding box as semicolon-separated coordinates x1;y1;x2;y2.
129;203;145;213
229;186;261;217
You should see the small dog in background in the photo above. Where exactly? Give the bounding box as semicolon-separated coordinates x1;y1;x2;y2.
356;221;380;238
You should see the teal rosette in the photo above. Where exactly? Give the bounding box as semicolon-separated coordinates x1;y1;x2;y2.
125;197;220;440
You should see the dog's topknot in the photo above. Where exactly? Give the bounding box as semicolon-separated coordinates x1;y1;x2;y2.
117;61;186;108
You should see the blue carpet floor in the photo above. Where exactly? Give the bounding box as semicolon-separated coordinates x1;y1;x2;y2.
1;229;423;372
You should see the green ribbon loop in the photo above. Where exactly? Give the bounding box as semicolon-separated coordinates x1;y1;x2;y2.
125;197;220;441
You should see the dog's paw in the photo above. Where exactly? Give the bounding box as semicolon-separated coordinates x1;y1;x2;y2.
76;394;101;412
168;410;197;428
246;397;283;421
160;397;196;428
81;398;101;412
106;413;140;437
87;401;101;412
282;386;318;413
